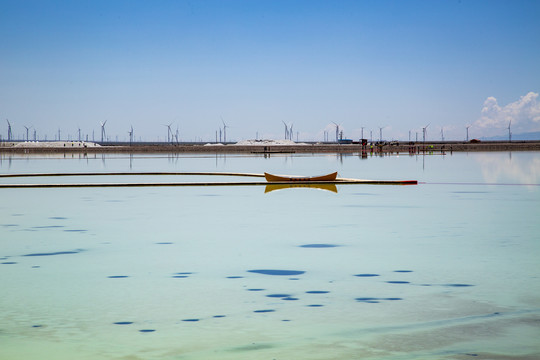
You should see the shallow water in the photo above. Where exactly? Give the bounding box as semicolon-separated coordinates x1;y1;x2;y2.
1;151;539;359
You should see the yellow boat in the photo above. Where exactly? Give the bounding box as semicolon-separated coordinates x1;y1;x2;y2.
264;172;338;182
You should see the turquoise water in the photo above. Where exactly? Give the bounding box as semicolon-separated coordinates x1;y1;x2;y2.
1;151;539;359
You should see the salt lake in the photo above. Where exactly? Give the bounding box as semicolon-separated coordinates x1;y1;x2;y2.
1;151;539;359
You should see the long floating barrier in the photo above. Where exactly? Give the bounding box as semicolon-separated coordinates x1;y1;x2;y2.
0;180;417;188
0;172;266;178
0;171;417;188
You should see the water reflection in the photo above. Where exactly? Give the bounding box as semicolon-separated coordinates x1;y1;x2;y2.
264;183;338;193
474;152;540;185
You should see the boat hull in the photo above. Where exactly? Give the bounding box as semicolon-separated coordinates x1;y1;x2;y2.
264;172;338;182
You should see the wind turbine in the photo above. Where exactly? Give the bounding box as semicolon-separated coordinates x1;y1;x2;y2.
23;125;31;141
379;126;385;142
332;122;340;142
289;124;294;141
128;125;134;145
221;117;228;143
100;121;107;142
361;127;365;141
282;121;289;140
6;119;13;141
508;120;512;142
422;123;430;143
466;125;471;141
441;127;444;142
163;123;173;143
77;126;81;141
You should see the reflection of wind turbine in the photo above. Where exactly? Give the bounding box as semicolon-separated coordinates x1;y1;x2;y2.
100;120;107;142
6;119;13;141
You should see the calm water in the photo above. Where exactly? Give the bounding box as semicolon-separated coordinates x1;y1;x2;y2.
1;151;539;360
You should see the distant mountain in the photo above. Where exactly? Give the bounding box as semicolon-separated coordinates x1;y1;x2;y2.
480;131;540;141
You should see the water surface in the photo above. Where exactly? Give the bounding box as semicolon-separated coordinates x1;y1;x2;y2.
1;151;539;359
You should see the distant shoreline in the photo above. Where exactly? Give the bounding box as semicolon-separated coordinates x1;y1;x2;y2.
1;140;540;154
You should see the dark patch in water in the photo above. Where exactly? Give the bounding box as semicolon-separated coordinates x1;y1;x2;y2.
444;283;474;287
32;325;43;328
227;276;244;279
108;275;129;278
63;229;87;232
452;191;489;194
282;297;299;301
23;251;81;257
282;319;291;322
356;297;403;303
172;275;188;278
394;270;413;273
306;291;329;294
289;278;300;280
139;329;155;333
182;319;200;322
32;266;40;268
386;281;410;284
156;242;173;245
1;262;17;265
32;225;65;229
175;272;193;275
232;343;275;351
247;288;265;291
49;217;67;220
307;304;324;307
213;315;226;318
354;274;380;277
114;322;133;325
254;309;275;313
266;294;291;298
2;224;19;227
248;269;305;276
299;244;340;248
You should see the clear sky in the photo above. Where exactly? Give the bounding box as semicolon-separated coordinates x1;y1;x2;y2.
1;0;539;142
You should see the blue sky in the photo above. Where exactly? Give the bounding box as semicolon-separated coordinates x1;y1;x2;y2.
1;0;539;142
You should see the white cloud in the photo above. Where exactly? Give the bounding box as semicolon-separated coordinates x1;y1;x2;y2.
474;92;540;136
